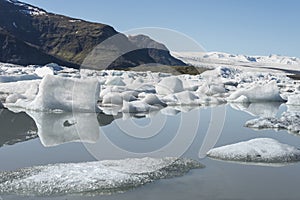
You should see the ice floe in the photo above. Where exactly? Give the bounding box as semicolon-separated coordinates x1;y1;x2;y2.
207;138;300;165
245;111;300;134
0;157;203;196
0;60;297;113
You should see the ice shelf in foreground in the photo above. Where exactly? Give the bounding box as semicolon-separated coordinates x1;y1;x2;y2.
207;138;300;164
30;75;100;112
0;157;203;196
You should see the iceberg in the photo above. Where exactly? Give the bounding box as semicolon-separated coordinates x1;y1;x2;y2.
207;138;300;165
34;66;54;78
142;94;167;107
0;157;203;196
245;111;300;134
227;81;284;103
155;76;184;95
102;92;123;105
122;100;159;113
30;75;100;112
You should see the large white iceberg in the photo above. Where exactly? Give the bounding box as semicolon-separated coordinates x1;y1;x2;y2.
227;81;284;103
0;157;203;196
30;75;100;112
207;138;300;164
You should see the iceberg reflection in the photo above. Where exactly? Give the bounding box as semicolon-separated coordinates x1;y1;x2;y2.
230;102;282;118
26;111;100;147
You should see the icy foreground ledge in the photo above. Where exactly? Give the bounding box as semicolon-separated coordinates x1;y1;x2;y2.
207;138;300;164
0;157;203;196
245;112;300;134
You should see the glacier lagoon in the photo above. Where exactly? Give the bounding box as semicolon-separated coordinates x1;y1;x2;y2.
1;103;300;199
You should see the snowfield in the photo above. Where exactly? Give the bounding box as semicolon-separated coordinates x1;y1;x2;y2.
0;157;203;196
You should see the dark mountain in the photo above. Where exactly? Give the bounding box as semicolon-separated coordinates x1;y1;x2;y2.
0;0;185;69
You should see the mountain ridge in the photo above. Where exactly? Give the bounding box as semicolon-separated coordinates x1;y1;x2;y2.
0;0;185;69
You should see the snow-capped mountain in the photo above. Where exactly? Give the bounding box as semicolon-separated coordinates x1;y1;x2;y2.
4;0;46;15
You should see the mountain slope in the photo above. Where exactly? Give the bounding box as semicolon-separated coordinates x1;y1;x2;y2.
0;0;185;69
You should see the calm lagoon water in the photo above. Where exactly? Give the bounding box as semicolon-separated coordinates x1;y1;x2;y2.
1;103;300;200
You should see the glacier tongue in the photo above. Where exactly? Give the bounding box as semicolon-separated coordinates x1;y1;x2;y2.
0;157;203;196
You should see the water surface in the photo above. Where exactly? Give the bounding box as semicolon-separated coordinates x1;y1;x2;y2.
1;103;300;199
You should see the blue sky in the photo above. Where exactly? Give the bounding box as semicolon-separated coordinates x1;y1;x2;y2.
23;0;300;57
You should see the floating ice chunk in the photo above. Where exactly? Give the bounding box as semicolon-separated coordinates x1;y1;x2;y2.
174;91;199;105
245;112;300;134
160;107;180;116
142;94;167;107
105;76;126;86
197;95;226;105
197;83;226;96
34;66;54;77
27;111;99;147
102;92;123;105
30;75;100;112
287;94;300;105
0;80;40;105
121;91;138;102
156;77;184;95
228;81;284;103
5;93;26;103
207;138;300;164
99;86;126;99
122;100;158;113
0;157;203;196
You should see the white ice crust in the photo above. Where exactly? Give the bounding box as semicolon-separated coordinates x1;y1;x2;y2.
207;138;300;164
0;157;202;196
